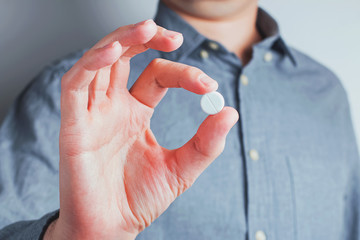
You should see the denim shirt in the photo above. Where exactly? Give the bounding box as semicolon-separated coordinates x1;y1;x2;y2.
0;2;359;240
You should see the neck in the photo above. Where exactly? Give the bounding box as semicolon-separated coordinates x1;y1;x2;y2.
167;2;262;65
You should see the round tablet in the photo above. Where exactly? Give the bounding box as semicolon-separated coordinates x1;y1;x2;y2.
200;91;225;115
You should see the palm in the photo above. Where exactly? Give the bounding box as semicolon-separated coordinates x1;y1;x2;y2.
57;20;238;239
67;90;180;232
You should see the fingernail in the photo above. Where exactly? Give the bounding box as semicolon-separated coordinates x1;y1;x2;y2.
134;19;154;26
199;74;218;88
163;30;182;39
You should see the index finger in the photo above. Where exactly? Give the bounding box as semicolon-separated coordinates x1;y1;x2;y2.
129;59;219;108
93;20;183;57
61;20;184;116
63;20;183;92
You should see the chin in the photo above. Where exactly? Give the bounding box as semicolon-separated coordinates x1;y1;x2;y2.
162;0;257;20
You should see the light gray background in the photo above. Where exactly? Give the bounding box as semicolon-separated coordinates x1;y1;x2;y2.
0;0;359;149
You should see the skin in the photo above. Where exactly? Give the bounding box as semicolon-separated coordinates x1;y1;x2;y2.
45;1;261;239
45;20;238;240
162;0;262;64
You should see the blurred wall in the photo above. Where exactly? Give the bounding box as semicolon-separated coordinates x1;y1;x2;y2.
0;0;359;149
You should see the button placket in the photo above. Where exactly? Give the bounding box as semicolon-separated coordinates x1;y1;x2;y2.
239;64;271;239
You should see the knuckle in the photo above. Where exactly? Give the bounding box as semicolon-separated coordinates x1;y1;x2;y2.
183;66;203;81
61;73;70;89
193;135;211;158
81;56;94;71
81;49;100;71
148;58;165;70
81;50;93;65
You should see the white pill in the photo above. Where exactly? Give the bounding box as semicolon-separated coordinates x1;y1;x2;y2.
200;91;225;115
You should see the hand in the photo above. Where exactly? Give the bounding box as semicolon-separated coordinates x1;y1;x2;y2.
46;19;238;240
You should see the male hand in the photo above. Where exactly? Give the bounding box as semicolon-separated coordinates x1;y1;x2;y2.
45;19;238;240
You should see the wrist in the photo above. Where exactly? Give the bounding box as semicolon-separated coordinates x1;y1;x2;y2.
45;217;137;240
43;219;59;240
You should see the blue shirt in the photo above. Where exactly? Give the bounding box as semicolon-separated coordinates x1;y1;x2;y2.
0;2;359;240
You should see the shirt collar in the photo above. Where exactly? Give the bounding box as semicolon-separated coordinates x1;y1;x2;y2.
154;1;206;62
154;1;296;66
256;8;297;66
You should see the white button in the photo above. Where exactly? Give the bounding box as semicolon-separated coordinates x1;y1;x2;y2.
240;74;249;86
200;49;209;59
200;91;225;115
255;230;266;240
264;52;273;62
249;149;259;161
208;42;219;50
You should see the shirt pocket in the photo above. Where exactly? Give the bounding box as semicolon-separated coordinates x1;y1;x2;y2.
286;153;346;240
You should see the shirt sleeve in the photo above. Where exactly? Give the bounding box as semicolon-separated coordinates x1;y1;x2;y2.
341;95;360;240
0;53;79;239
0;210;59;240
331;78;360;240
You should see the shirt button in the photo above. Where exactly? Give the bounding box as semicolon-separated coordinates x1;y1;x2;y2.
200;49;209;59
264;52;273;62
208;42;219;50
240;74;249;86
249;149;259;161
255;230;267;240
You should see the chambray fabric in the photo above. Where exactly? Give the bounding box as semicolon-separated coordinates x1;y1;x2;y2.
0;2;359;240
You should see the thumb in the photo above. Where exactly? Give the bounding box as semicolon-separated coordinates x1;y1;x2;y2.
170;107;239;185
